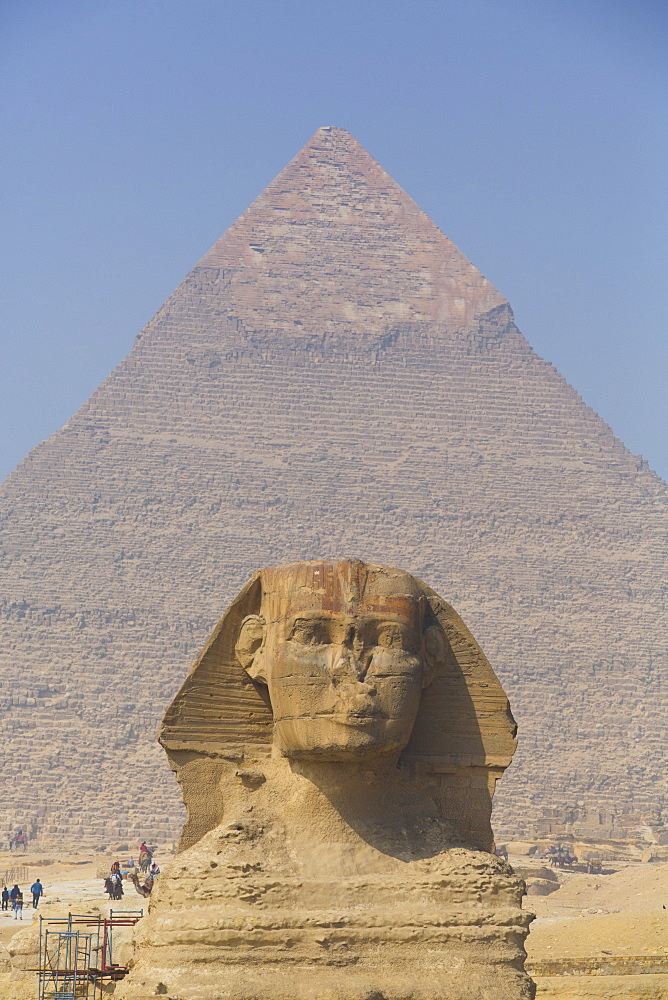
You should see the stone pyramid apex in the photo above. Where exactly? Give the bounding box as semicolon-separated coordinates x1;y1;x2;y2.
190;126;506;338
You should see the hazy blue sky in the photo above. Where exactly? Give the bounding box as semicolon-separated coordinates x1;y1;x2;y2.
1;0;667;482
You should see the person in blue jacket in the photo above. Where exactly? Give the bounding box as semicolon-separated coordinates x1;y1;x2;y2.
30;879;43;909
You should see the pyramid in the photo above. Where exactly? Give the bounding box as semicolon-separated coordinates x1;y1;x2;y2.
1;127;666;847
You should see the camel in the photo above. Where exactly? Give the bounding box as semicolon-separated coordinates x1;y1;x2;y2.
128;871;154;897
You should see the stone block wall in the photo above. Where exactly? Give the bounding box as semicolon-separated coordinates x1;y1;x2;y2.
0;127;665;846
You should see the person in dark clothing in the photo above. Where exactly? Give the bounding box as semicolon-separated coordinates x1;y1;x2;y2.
9;884;20;903
1;886;9;910
31;879;43;908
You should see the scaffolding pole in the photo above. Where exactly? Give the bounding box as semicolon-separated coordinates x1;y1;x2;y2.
38;925;93;1000
36;910;144;1000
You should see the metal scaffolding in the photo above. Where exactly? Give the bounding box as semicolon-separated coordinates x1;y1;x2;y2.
38;925;93;1000
37;910;144;1000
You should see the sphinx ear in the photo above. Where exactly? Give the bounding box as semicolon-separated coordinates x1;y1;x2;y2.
235;615;267;684
421;625;446;689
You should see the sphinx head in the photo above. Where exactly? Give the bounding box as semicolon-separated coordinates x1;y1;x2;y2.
234;559;446;760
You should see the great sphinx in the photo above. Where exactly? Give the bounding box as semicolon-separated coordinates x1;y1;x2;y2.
118;560;534;1000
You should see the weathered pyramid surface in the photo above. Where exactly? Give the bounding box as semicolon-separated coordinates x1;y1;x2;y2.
1;127;666;847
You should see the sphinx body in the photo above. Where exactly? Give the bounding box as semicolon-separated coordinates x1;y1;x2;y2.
117;560;534;1000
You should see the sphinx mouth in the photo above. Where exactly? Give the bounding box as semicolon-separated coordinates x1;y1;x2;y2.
332;708;388;724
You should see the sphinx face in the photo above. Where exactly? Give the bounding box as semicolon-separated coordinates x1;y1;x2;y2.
264;595;426;760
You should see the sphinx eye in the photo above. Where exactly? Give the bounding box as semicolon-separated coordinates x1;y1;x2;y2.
291;621;328;645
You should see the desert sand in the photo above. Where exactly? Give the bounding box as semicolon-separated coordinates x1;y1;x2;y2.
519;852;668;998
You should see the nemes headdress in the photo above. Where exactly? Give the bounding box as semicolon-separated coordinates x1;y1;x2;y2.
160;559;516;850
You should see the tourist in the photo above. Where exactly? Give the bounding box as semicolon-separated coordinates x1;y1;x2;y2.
13;890;23;920
138;841;152;873
150;862;160;877
31;878;43;908
9;884;20;905
109;864;124;899
1;885;9;910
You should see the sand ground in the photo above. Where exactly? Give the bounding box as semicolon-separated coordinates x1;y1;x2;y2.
1;849;666;998
518;853;668;998
0;857;104;948
523;857;668;957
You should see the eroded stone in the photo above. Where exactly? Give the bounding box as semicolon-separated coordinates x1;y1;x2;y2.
117;559;534;1000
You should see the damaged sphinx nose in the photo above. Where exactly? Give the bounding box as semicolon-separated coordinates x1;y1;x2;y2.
328;638;376;683
117;558;533;1000
235;561;432;761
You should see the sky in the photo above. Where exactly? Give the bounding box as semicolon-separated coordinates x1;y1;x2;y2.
1;0;667;482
